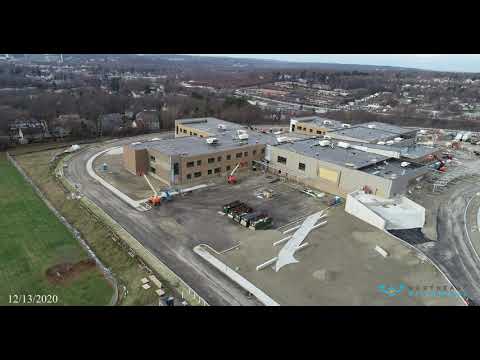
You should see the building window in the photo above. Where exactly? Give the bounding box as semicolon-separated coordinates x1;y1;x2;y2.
208;169;212;175
317;130;321;135
261;148;265;154
309;129;313;133
217;156;222;162
150;155;156;161
183;129;187;134
187;174;192;179
291;125;295;132
226;165;231;171
244;151;248;157
214;167;221;174
197;160;202;166
236;152;242;158
299;162;306;171
226;154;231;160
150;167;156;173
190;131;192;136
277;156;287;165
187;161;194;168
194;133;197;136
176;126;179;134
253;150;257;155
173;163;179;175
208;158;215;163
200;135;203;138
194;172;202;178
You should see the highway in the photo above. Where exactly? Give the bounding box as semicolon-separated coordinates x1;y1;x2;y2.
64;134;259;306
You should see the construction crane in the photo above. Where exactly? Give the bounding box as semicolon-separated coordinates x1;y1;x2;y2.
227;163;241;184
143;174;161;206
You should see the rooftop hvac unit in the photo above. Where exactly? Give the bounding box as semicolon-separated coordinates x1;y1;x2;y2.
401;161;410;167
342;123;351;128
394;137;403;142
217;124;227;130
337;141;350;149
377;141;386;145
131;141;141;145
238;133;249;140
206;137;219;144
367;124;376;129
345;163;355;167
319;140;330;147
277;136;288;143
323;120;332;125
386;140;394;145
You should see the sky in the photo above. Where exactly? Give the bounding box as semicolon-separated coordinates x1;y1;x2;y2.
191;54;480;73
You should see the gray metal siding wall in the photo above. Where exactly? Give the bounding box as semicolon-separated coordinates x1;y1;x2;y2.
388;165;430;196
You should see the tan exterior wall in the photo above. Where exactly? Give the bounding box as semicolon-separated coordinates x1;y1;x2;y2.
178;144;266;184
148;149;174;185
267;145;395;198
123;145;149;176
175;124;213;139
292;122;328;136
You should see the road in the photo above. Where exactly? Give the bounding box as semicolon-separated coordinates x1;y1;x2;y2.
64;134;259;306
397;160;480;304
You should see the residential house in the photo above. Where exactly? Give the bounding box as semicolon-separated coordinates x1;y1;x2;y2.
9;119;48;144
99;113;124;135
133;110;160;130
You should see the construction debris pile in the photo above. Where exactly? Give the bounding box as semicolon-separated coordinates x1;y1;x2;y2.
222;201;273;230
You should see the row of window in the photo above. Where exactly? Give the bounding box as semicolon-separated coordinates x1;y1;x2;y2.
185;165;234;180
296;126;324;135
277;156;306;171
185;149;262;168
176;126;205;138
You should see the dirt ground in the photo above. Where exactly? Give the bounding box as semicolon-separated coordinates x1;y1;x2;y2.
214;205;463;306
46;259;97;285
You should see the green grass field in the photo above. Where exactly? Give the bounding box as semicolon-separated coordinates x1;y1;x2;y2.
0;153;113;305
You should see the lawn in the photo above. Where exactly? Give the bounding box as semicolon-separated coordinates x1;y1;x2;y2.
12;148;165;306
0;152;113;305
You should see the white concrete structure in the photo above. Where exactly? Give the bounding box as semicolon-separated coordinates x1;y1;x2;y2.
274;211;325;272
345;190;425;230
194;245;280;306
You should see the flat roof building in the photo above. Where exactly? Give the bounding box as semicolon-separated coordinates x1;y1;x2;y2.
264;138;430;198
290;116;346;136
327;122;417;144
175;117;245;138
124;120;279;186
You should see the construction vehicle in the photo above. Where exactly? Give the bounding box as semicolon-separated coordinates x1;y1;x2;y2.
143;174;161;206
161;190;173;202
227;163;241;184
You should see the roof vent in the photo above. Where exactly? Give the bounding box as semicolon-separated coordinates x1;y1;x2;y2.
401;161;410;167
217;124;227;130
323;120;332;125
238;133;249;140
206;137;219;145
342;123;351;128
337;141;351;149
277;136;288;143
367;124;376;129
319;140;330;147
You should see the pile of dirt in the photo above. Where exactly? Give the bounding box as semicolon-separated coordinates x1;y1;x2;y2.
46;259;96;284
